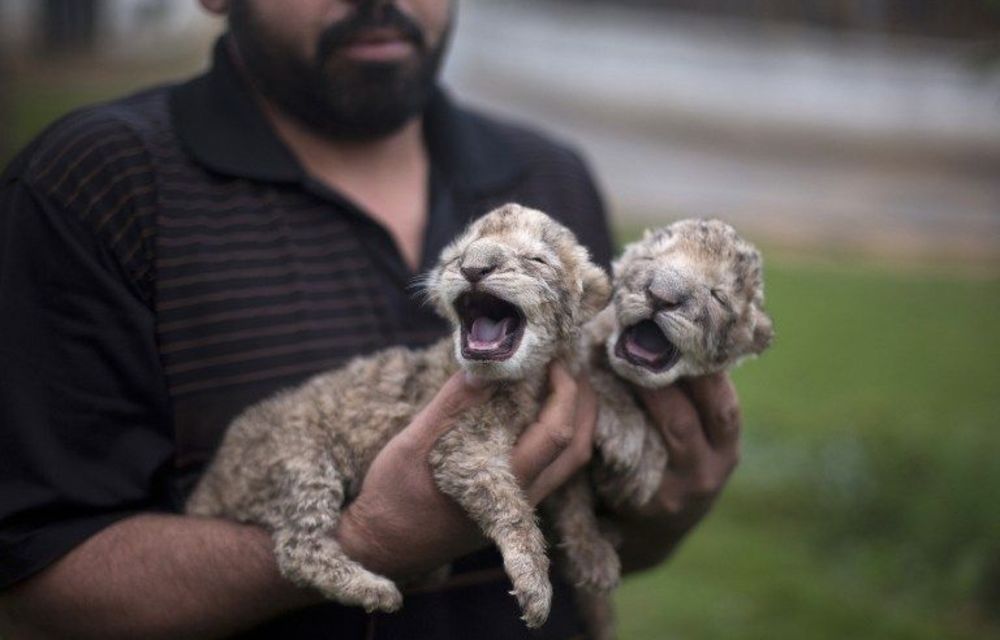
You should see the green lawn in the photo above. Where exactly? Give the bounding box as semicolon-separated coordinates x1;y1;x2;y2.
615;256;1000;640
5;82;128;165
2;55;206;170
4;67;999;639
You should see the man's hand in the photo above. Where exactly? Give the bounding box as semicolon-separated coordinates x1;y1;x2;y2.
336;362;598;580
616;372;742;571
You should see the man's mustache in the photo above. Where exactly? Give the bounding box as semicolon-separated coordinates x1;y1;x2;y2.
317;2;426;63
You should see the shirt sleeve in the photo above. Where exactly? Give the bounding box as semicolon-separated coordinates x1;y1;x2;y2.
0;179;175;589
565;148;615;271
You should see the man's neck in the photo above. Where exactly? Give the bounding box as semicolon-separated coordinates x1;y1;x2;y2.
225;36;429;196
259;99;431;271
261;101;426;190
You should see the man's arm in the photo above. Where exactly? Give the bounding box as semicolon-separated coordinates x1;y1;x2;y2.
0;515;317;640
2;128;315;638
1;365;597;639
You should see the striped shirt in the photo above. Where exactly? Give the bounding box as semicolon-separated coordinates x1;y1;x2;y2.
0;37;612;639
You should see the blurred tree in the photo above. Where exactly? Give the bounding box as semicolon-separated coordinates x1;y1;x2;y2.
42;0;101;55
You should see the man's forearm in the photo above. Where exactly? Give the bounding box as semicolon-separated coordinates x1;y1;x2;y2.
0;513;321;640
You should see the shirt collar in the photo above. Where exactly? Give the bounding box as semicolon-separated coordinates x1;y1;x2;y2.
170;36;523;192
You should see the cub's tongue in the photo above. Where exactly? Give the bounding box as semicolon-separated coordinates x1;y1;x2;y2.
470;316;512;346
626;320;671;361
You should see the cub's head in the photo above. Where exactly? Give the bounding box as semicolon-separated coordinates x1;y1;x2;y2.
426;204;610;381
607;218;773;388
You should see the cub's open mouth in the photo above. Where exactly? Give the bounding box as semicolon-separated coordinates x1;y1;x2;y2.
615;319;680;372
456;291;526;362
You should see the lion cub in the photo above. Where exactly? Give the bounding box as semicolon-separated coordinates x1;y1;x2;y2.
577;219;774;640
586;218;774;511
186;204;612;628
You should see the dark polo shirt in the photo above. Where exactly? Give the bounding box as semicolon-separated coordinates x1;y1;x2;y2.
0;38;613;638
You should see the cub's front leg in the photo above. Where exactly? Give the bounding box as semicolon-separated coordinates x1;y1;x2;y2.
429;425;552;628
591;371;666;510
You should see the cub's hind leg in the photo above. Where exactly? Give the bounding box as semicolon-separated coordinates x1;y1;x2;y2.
546;473;620;594
188;405;402;614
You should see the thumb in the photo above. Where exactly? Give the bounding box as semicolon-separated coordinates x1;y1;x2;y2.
406;371;494;451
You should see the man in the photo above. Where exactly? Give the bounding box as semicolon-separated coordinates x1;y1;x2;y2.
0;1;741;637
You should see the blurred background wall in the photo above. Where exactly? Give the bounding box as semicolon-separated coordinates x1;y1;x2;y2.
447;0;1000;263
0;0;212;56
1;2;997;639
567;0;1000;38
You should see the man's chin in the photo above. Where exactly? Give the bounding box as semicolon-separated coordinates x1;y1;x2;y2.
276;85;428;141
230;15;442;142
276;64;436;140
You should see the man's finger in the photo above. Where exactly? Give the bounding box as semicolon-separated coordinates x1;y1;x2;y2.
638;385;709;471
510;362;579;488
683;372;741;451
524;376;598;504
407;372;494;451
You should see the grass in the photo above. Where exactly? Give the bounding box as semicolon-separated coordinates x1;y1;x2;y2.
4;64;999;639
613;253;1000;640
4;81;128;165
2;52;208;169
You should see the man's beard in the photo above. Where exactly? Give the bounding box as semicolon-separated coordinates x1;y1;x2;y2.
229;1;449;141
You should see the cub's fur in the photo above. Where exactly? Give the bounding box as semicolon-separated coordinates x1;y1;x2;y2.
186;204;615;628
588;218;773;509
579;218;774;639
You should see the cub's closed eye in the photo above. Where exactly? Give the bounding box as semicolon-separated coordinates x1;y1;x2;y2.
710;289;729;307
529;256;549;265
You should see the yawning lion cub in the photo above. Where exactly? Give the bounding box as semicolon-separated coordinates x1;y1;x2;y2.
187;204;614;628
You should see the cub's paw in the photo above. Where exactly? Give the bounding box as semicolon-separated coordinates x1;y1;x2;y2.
330;572;403;613
596;465;658;511
598;440;666;511
565;536;621;593
596;415;645;475
513;579;553;629
622;469;663;511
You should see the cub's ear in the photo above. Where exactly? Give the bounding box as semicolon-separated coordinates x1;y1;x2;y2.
580;263;611;320
751;307;774;354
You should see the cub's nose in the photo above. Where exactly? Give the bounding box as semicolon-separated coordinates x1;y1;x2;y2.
647;270;691;311
647;288;688;311
460;241;504;283
461;264;496;283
